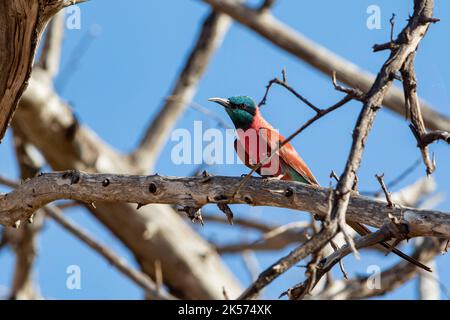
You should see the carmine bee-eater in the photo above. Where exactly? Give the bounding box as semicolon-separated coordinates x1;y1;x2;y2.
208;95;431;272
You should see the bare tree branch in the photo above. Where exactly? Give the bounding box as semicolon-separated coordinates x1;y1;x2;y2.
328;0;436;272
401;52;450;174
311;238;443;300
224;1;439;298
0;0;78;143
1;173;449;239
283;220;408;300
200;0;450;133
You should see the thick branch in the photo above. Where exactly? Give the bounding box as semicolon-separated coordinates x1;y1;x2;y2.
200;0;450;133
217;176;436;254
329;0;435;268
0;0;74;143
401;52;450;174
1;173;449;240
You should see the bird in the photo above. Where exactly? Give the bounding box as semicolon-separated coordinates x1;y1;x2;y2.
208;95;431;272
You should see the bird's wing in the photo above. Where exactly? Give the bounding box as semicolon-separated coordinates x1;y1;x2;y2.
278;140;319;185
259;127;319;186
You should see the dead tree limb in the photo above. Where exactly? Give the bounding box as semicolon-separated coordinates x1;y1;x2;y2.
200;0;450;133
1;173;449;239
401;52;450;175
0;0;81;143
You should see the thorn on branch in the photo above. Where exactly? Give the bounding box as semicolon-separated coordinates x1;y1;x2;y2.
217;203;234;225
281;67;287;82
136;203;146;210
390;13;396;43
179;206;204;226
419;16;440;25
200;170;213;183
329;170;340;183
332;72;365;100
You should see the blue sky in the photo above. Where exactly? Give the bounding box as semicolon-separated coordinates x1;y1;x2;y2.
0;0;449;299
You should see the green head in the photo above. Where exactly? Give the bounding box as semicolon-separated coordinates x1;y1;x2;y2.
208;96;257;129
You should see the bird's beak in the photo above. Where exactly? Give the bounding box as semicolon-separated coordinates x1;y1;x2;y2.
208;97;231;108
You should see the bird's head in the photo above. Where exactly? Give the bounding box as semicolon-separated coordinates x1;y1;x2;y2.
208;96;257;129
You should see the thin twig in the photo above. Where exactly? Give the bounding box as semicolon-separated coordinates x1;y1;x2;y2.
375;174;395;208
329;240;348;279
390;13;396;43
259;70;321;113
0;175;173;299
